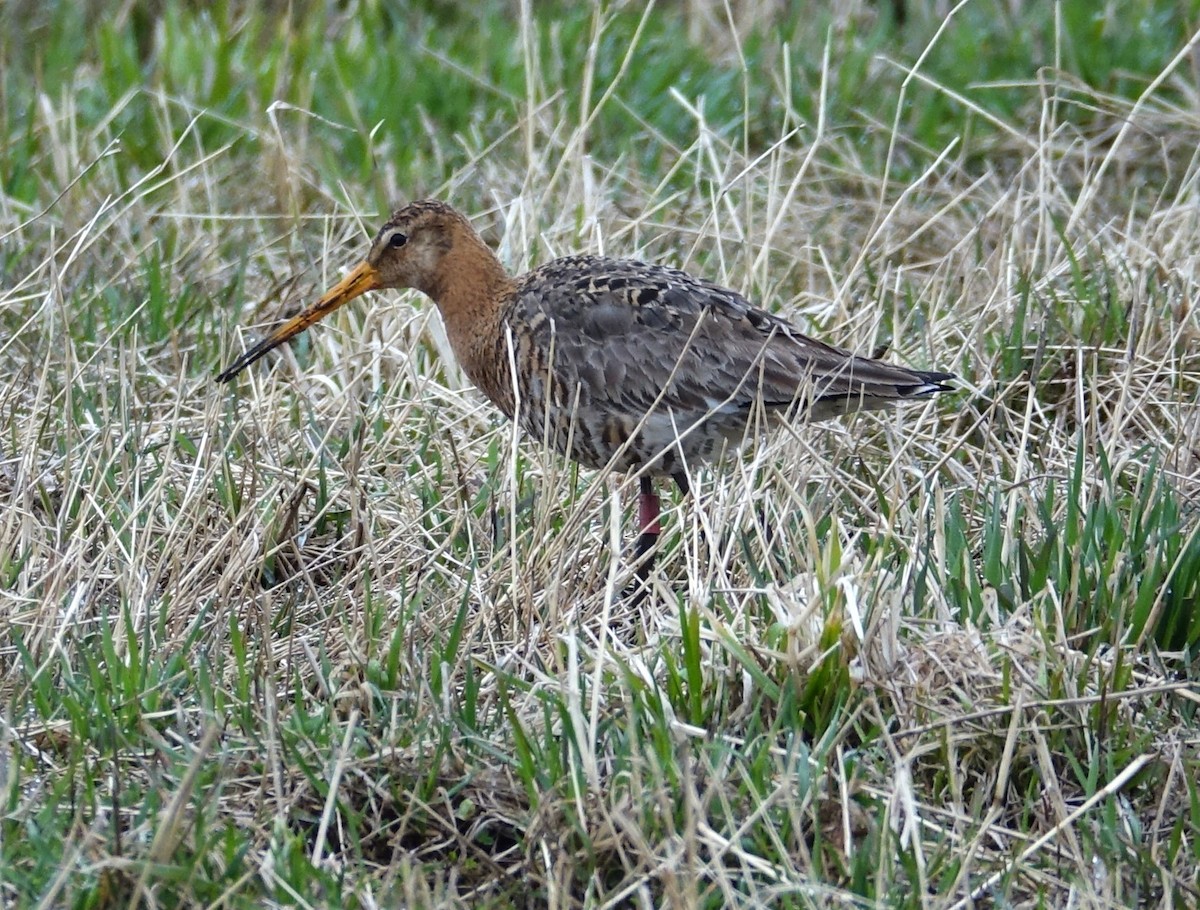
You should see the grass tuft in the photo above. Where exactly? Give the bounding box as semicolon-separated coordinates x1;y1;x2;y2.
2;1;1200;906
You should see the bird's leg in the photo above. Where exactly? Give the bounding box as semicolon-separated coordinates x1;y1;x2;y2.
755;498;777;551
672;472;690;498
625;473;692;602
632;476;661;584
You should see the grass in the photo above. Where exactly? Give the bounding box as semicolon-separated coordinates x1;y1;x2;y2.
2;0;1200;906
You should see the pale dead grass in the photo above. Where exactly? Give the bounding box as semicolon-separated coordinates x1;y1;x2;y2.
2;3;1199;908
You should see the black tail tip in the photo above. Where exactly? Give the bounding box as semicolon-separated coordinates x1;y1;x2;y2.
914;370;956;397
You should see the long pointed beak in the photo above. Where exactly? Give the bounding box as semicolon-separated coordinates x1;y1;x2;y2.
216;260;382;383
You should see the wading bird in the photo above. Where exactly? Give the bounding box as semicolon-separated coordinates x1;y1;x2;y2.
218;201;953;589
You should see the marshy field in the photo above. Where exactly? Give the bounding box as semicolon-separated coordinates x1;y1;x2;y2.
2;1;1199;906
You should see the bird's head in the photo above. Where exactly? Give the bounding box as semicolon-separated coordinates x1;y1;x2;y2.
362;199;466;297
216;200;470;383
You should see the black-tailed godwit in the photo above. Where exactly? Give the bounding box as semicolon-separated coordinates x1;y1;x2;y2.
218;200;954;587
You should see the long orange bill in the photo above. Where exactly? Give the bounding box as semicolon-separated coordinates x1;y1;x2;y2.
216;260;382;383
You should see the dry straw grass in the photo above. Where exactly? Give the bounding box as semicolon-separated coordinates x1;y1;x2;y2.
2;1;1199;907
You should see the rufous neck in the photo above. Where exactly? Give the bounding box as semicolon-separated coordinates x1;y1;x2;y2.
426;227;515;390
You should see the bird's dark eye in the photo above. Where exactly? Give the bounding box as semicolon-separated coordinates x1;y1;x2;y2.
389;232;408;249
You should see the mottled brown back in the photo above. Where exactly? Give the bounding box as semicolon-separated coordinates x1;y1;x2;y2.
491;255;952;476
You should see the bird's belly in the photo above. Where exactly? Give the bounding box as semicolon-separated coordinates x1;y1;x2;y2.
515;403;752;476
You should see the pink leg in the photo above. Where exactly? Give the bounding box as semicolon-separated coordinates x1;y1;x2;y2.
627;473;690;601
630;477;660;596
637;485;661;536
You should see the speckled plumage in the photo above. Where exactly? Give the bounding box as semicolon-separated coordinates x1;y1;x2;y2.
494;254;952;477
218;200;954;583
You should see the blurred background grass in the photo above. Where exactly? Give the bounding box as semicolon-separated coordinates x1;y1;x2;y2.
3;1;1200;907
